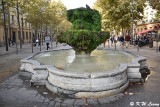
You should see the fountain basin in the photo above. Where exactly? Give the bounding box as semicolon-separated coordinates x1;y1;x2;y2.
20;48;148;98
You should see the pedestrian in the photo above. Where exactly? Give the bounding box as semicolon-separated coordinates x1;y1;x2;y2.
119;35;124;47
110;36;114;46
9;37;12;47
125;34;130;48
45;35;50;50
36;39;39;48
114;36;117;44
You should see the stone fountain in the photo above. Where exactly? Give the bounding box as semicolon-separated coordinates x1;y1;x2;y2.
20;7;149;99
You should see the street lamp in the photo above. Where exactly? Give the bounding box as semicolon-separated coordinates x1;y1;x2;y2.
130;0;135;45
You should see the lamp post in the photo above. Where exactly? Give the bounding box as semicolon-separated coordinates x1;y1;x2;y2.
2;0;8;51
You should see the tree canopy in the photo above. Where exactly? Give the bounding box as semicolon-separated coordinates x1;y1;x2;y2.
93;0;145;34
148;0;160;18
0;0;66;33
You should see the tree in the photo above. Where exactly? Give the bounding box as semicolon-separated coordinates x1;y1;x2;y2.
148;0;160;18
93;0;145;36
23;0;66;36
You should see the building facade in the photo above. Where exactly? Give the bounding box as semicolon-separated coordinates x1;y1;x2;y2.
0;8;33;46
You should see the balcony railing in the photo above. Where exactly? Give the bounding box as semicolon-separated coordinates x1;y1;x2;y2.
137;19;160;25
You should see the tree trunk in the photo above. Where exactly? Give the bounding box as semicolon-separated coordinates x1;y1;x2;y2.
8;8;12;42
17;0;22;48
50;28;53;49
122;27;124;37
2;0;8;51
46;24;48;37
21;14;24;43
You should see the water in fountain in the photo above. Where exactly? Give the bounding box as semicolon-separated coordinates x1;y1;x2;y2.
32;49;135;72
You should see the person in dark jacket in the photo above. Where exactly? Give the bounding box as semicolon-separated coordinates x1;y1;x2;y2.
119;35;124;47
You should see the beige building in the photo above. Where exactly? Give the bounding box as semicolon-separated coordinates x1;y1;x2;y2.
0;8;33;46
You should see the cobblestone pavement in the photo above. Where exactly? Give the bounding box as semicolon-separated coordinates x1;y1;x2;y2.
0;42;160;107
0;42;63;83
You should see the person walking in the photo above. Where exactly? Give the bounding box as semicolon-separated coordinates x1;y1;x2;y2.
45;35;50;50
119;35;124;47
125;34;130;48
110;36;114;46
36;39;39;48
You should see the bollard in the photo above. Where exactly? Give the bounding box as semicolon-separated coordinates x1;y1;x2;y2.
108;40;110;48
156;42;158;52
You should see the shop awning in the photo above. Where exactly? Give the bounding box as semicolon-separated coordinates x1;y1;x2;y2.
135;28;155;35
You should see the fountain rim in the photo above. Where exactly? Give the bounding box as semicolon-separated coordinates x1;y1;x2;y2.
21;48;146;79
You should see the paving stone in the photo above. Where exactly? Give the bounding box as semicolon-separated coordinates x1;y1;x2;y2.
62;99;75;105
54;98;64;103
44;98;50;103
40;102;49;107
48;101;55;107
74;99;86;106
87;98;99;105
98;97;111;104
54;102;61;107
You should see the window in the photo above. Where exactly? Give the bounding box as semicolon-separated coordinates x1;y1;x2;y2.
141;28;143;31
26;32;28;40
12;15;14;25
29;23;30;28
145;28;147;30
22;31;25;40
137;29;139;32
29;32;31;40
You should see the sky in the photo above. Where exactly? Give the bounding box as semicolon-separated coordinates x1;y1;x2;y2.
54;0;97;10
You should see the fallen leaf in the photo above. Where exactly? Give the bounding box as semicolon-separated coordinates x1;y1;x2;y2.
124;92;128;95
85;103;88;106
136;83;141;85
129;93;134;95
56;67;62;70
36;86;39;88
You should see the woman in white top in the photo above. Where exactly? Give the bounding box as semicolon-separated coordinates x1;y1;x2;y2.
36;39;39;47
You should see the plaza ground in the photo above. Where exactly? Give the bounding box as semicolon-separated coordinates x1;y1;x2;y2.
0;41;160;107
